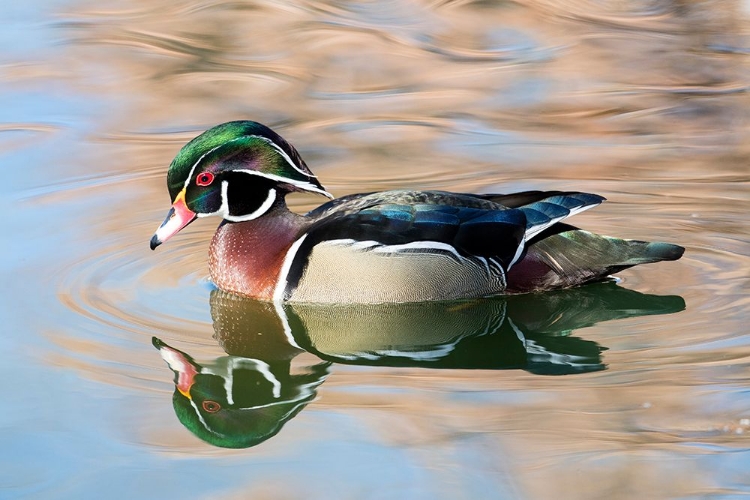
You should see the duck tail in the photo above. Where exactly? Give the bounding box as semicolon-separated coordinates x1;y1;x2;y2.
506;226;684;293
620;240;685;265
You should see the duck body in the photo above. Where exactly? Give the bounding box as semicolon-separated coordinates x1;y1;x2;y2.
151;121;684;304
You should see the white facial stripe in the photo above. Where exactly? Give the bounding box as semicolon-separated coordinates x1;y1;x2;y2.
250;135;319;179
182;144;220;192
224;188;277;222
274;233;309;303
231;169;333;198
181;137;247;193
195;180;229;218
197;182;277;222
188;398;224;437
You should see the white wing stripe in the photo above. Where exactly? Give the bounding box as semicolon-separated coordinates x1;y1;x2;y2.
371;241;465;261
321;239;467;262
523;200;603;241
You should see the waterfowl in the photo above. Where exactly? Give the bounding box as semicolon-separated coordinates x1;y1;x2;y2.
150;120;684;303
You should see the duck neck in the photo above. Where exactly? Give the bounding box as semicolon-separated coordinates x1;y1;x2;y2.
208;200;311;300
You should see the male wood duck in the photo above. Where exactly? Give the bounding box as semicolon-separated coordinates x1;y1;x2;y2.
150;120;684;303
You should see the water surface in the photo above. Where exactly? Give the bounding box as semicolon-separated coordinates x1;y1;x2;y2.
3;0;749;498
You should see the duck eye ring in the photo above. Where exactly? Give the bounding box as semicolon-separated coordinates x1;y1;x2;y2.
196;172;215;186
202;400;221;413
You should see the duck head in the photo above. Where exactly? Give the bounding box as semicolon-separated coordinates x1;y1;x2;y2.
150;120;332;250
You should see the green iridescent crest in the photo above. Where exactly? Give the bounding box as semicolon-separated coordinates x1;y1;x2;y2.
167;121;327;201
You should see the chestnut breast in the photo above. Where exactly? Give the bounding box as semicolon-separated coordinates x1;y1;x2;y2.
208;214;308;300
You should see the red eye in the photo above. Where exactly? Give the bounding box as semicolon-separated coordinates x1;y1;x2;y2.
196;172;214;186
202;400;221;413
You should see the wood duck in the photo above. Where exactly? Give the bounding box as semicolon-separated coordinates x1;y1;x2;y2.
150;120;684;303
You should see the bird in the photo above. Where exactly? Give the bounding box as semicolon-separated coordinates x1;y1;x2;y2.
150;120;684;304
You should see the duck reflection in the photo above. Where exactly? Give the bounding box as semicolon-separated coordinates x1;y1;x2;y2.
153;337;329;449
154;282;684;448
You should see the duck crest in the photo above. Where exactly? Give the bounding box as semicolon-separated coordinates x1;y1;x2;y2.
167;121;318;200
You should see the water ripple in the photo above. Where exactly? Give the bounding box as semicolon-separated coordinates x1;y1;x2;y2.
57;232;213;342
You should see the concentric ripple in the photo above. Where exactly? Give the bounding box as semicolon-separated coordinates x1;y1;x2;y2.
26;162;228;388
57;229;215;343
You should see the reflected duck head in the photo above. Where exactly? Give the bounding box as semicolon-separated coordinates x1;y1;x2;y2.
153;337;328;449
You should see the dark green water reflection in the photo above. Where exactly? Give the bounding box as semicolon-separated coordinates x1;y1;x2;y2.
155;282;684;448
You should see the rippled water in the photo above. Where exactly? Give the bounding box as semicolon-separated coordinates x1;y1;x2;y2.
3;0;750;498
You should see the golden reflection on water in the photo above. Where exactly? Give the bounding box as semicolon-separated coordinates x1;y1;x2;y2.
6;0;750;497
